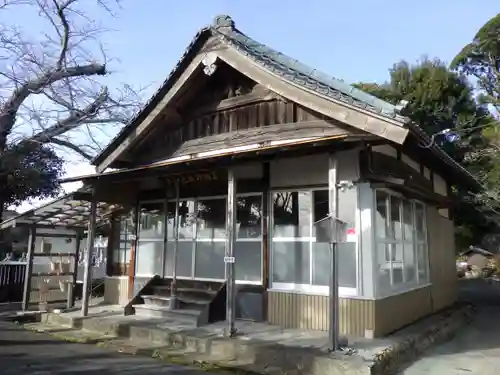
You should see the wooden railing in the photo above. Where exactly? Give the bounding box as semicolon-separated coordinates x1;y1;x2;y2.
0;261;27;303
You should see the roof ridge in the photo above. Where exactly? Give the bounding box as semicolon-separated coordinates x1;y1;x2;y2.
210;17;406;121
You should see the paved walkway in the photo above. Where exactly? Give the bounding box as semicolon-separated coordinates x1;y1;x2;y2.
402;279;500;375
0;321;213;375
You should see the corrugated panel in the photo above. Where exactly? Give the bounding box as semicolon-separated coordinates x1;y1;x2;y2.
267;291;375;336
374;286;433;336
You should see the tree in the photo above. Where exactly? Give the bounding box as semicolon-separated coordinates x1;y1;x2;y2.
0;0;143;219
449;13;500;235
451;13;500;115
354;58;497;246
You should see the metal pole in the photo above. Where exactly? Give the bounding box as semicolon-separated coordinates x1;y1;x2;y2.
328;154;340;351
21;226;36;311
225;169;236;337
170;179;180;300
81;193;98;317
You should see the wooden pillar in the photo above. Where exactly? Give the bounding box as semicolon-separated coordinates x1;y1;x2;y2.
106;215;117;277
262;162;270;289
128;203;140;299
21;225;36;311
81;191;97;317
70;232;82;308
225;168;237;337
171;179;180;299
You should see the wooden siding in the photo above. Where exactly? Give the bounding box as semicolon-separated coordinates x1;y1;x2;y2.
129;63;349;166
134;100;333;165
267;292;375;337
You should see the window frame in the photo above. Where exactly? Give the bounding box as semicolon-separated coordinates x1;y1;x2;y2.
269;187;358;297
137;194;264;285
373;188;430;297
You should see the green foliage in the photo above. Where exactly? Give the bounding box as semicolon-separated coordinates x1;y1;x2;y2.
354;57;498;246
451;13;500;113
0;142;64;207
354;58;488;162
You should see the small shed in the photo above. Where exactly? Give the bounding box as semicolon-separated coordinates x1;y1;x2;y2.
460;247;496;269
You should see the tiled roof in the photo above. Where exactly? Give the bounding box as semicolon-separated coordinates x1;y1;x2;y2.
91;15;480;190
214;16;406;121
92;15;409;166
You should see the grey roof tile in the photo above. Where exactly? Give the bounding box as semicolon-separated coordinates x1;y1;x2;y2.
218;26;405;120
91;15;480;190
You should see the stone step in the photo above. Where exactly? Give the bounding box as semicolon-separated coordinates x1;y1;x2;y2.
133;304;203;325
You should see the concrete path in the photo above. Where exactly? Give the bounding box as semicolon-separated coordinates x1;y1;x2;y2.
402;279;500;375
0;320;213;375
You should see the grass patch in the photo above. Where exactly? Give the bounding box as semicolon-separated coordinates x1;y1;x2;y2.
152;350;269;375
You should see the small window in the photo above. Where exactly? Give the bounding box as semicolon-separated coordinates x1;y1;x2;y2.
374;190;429;296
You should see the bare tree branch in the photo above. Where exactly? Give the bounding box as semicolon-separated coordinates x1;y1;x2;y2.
0;0;145;212
50;137;93;160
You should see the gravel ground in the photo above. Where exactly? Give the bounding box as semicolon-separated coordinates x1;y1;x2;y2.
0;320;213;375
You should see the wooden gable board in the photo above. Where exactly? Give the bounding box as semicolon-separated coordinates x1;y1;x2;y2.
96;38;409;173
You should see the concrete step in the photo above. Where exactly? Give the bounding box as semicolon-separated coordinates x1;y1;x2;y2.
152;285;218;298
133;304;203;325
141;295;174;308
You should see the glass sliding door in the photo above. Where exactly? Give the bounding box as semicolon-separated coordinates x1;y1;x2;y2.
235;194;263;284
162;194;264;284
136;201;165;277
164;199;196;278
195;198;226;280
270;188;358;296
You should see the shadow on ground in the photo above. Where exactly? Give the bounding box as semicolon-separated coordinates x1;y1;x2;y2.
0;322;211;375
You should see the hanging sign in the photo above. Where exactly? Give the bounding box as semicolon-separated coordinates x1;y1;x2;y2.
346;228;356;243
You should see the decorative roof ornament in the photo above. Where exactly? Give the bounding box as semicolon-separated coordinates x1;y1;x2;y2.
202;52;218;76
212;14;235;32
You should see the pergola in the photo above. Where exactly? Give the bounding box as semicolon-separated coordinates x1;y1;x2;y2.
0;189;124;312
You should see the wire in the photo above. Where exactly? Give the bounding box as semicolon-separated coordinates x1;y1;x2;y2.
418;117;499;148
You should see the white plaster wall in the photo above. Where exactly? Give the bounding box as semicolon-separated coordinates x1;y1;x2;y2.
401;153;420;172
270;151;359;188
423;167;431;180
234;163;263;179
432;173;449;218
433;173;448;196
358;183;375;298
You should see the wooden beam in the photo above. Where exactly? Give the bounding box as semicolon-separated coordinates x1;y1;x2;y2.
261;162;270;291
225;168;237;337
190;85;276;118
21;225;36;311
172;120;357;157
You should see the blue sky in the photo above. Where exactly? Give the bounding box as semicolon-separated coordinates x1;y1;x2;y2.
102;1;498;92
4;0;499;210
